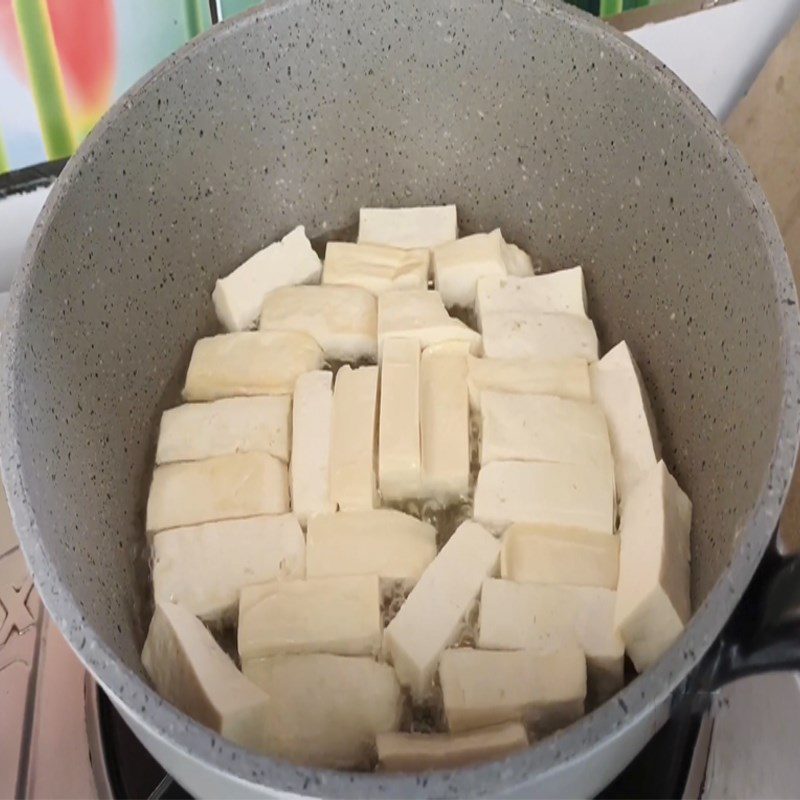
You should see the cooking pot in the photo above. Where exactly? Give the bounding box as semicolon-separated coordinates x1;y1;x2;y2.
3;0;800;797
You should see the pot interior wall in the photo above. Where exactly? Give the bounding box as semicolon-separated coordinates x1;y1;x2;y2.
7;0;784;678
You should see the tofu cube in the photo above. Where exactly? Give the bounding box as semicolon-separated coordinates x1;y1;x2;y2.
182;331;323;401
323;241;429;295
152;514;305;622
212;225;322;332
615;460;692;672
146;452;289;533
358;205;457;249
481;311;598;361
142;601;267;751
383;521;500;701
502;242;534;277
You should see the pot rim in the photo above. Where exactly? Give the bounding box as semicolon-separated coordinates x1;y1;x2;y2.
2;0;799;796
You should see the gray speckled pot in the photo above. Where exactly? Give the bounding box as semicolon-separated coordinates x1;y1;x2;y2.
2;0;799;797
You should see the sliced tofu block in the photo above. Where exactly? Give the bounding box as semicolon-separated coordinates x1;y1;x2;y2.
590;341;661;502
481;311;598;361
473;461;615;536
419;346;470;500
377;290;481;357
479;579;624;703
152;515;305;622
142;601;267;751
243;654;402;769
615;460;692;672
480;392;613;471
290;370;335;526
379;338;421;500
259;285;377;362
182;331;323;401
502;242;534;277
476;267;588;329
376;722;529;772
212;225;322;332
358;204;457;249
432;230;508;308
467;355;591;411
383;521;500;701
156;395;290;465
306;509;436;585
501;524;619;589
439;647;586;735
146;452;289;533
238;575;381;660
323;241;429;295
330;365;379;511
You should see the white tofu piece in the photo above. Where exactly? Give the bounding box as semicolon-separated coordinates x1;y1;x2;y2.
501;524;619;589
439;647;586;735
182;331;323;401
476;267;588;329
383;521;500;701
323;242;429;295
306;509;436;586
212;225;322;332
377;290;481;357
502;242;534;277
142;601;267;751
242;654;402;769
237;575;381;660
152;515;305;622
481;311;598;362
146;452;289;533
379;339;421;500
330;365;379;511
291;370;335;526
479;579;625;703
376;722;529;772
473;461;615;536
156;396;291;465
590;341;661;502
358;204;457;249
480;392;613;471
615;460;692;673
419;346;470;500
259;285;377;362
432;230;508;308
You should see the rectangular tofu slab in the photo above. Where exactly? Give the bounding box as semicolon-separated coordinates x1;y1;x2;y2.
503;242;534;277
479;579;624;703
330;365;379;511
481;311;598;361
376;722;529;772
439;647;586;735
259;285;377;362
306;510;436;585
419;346;470;500
182;331;323;401
156;395;291;465
466;355;591;410
473;461;615;536
358;204;457;249
290;370;335;525
480;392;613;471
379;339;422;500
212;225;322;332
152;515;305;622
142;602;267;751
146;452;289;533
432;230;508;307
501;524;619;589
377;290;482;356
383;521;500;701
589;341;661;502
615;460;692;672
238;575;381;660
323;241;429;295
243;654;402;769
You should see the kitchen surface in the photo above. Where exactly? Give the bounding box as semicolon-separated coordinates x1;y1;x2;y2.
3;1;800;797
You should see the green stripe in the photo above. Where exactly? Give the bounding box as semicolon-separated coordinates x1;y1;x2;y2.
599;0;624;16
0;129;9;174
184;0;207;38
